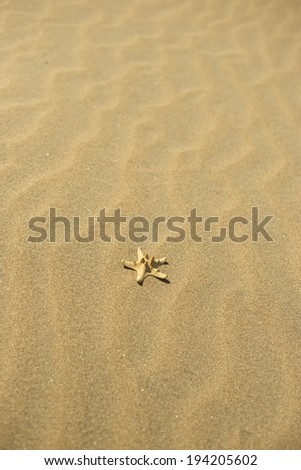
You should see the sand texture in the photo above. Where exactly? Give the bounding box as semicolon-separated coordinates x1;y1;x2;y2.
1;0;301;450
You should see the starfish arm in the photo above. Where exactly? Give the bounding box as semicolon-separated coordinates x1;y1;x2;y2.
149;269;168;280
155;257;167;266
137;247;144;262
136;263;147;284
122;260;136;270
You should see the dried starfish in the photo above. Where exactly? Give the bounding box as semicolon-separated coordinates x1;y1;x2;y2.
122;247;168;284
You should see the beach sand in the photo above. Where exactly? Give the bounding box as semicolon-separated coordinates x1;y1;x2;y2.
1;0;301;450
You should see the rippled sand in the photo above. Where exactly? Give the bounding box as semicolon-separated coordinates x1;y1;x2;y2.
1;0;301;449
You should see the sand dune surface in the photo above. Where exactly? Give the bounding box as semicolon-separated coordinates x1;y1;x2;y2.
1;0;301;449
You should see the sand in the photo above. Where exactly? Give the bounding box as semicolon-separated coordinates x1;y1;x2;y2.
1;0;301;450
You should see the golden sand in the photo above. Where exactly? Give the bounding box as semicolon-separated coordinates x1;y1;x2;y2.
1;0;301;449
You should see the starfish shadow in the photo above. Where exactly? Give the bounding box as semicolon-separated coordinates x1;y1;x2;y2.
137;276;171;286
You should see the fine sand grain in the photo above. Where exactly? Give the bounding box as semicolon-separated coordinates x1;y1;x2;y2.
1;0;301;449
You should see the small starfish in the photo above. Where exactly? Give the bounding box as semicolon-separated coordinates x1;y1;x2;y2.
122;247;168;284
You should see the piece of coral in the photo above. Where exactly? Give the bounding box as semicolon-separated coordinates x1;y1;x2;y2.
122;247;168;284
